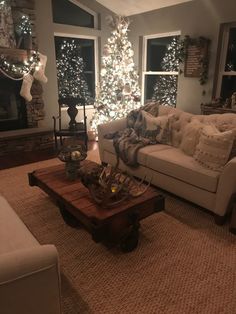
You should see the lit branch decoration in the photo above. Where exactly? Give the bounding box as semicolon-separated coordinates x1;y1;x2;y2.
17;14;32;35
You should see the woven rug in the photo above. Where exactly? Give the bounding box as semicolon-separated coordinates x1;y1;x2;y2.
0;149;236;314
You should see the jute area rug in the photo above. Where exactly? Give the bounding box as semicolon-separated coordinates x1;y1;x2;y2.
0;149;236;314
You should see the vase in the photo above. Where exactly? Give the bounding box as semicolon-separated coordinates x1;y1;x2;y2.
65;160;79;181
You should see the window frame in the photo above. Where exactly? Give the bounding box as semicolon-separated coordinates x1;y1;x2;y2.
52;0;98;29
54;32;99;109
215;22;236;98
142;31;181;105
68;0;98;29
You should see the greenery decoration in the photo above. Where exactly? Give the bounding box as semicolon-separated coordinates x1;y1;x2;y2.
0;50;40;79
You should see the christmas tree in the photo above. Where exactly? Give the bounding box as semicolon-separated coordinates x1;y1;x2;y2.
56;39;91;103
152;36;181;106
91;16;141;132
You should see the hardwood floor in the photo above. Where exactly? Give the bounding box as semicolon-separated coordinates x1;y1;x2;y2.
0;141;98;170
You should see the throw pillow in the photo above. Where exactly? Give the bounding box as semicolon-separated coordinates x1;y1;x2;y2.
194;124;235;171
180;120;204;156
138;110;171;144
216;125;236;161
142;100;160;117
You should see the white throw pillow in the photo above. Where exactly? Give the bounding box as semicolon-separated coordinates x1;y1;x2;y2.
180;120;204;156
194;124;235;171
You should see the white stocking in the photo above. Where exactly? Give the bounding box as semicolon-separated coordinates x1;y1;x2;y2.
33;53;48;83
20;73;34;102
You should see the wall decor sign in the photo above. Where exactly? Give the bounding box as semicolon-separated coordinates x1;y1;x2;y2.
183;36;210;84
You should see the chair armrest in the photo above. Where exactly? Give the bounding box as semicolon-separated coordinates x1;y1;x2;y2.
97;118;127;162
0;245;61;314
215;157;236;216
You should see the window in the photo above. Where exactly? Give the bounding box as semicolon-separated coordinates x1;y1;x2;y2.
51;0;97;28
54;35;97;105
142;32;181;106
216;23;236;102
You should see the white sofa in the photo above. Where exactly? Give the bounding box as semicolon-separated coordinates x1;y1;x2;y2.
98;105;236;223
0;195;61;314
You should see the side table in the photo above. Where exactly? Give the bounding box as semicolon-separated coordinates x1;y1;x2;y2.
201;104;236;115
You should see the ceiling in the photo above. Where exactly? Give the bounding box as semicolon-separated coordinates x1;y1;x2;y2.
96;0;193;16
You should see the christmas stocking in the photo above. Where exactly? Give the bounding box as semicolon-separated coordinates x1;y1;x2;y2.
20;73;34;102
33;53;48;83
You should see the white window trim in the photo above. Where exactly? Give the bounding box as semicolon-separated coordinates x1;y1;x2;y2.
142;31;181;104
54;32;99;108
216;22;236;98
68;0;98;29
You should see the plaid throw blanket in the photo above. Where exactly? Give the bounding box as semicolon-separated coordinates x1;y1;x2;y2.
104;101;161;167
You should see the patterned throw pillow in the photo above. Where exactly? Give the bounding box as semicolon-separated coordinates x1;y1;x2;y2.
194;124;235;171
180;120;204;156
142;100;160;117
138;110;171;144
126;101;159;129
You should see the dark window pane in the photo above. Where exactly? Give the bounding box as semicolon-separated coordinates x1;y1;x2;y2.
220;76;236;101
145;74;178;107
146;36;180;72
225;27;236;71
52;0;94;28
54;36;95;102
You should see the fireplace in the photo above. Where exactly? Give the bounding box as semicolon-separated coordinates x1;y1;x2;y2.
0;77;27;131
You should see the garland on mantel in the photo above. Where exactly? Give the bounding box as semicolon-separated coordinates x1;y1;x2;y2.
179;35;211;85
0;50;40;80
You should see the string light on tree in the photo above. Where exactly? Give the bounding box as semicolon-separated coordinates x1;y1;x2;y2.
56;39;91;103
91;16;141;133
152;36;181;106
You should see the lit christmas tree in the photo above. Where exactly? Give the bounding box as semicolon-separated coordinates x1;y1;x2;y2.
152;36;181;106
91;16;141;132
56;39;91;103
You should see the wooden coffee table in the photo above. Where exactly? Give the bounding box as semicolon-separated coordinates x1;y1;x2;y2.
28;161;165;252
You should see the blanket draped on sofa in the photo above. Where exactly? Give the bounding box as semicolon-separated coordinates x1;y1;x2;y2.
104;102;161;167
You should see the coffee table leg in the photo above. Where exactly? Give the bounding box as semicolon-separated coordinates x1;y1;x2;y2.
57;201;80;228
120;212;140;253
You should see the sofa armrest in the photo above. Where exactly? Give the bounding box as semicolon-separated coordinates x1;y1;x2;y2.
97;118;126;162
215;157;236;216
0;245;61;314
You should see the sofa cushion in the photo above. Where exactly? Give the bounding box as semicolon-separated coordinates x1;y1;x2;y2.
194;124;235;171
137;144;173;166
180;120;204;156
0;196;39;255
102;139;172;166
146;147;220;192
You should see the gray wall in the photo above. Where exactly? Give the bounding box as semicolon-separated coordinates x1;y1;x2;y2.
35;0;112;129
129;0;236;114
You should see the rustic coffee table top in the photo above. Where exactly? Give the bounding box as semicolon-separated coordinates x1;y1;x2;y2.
29;160;165;251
